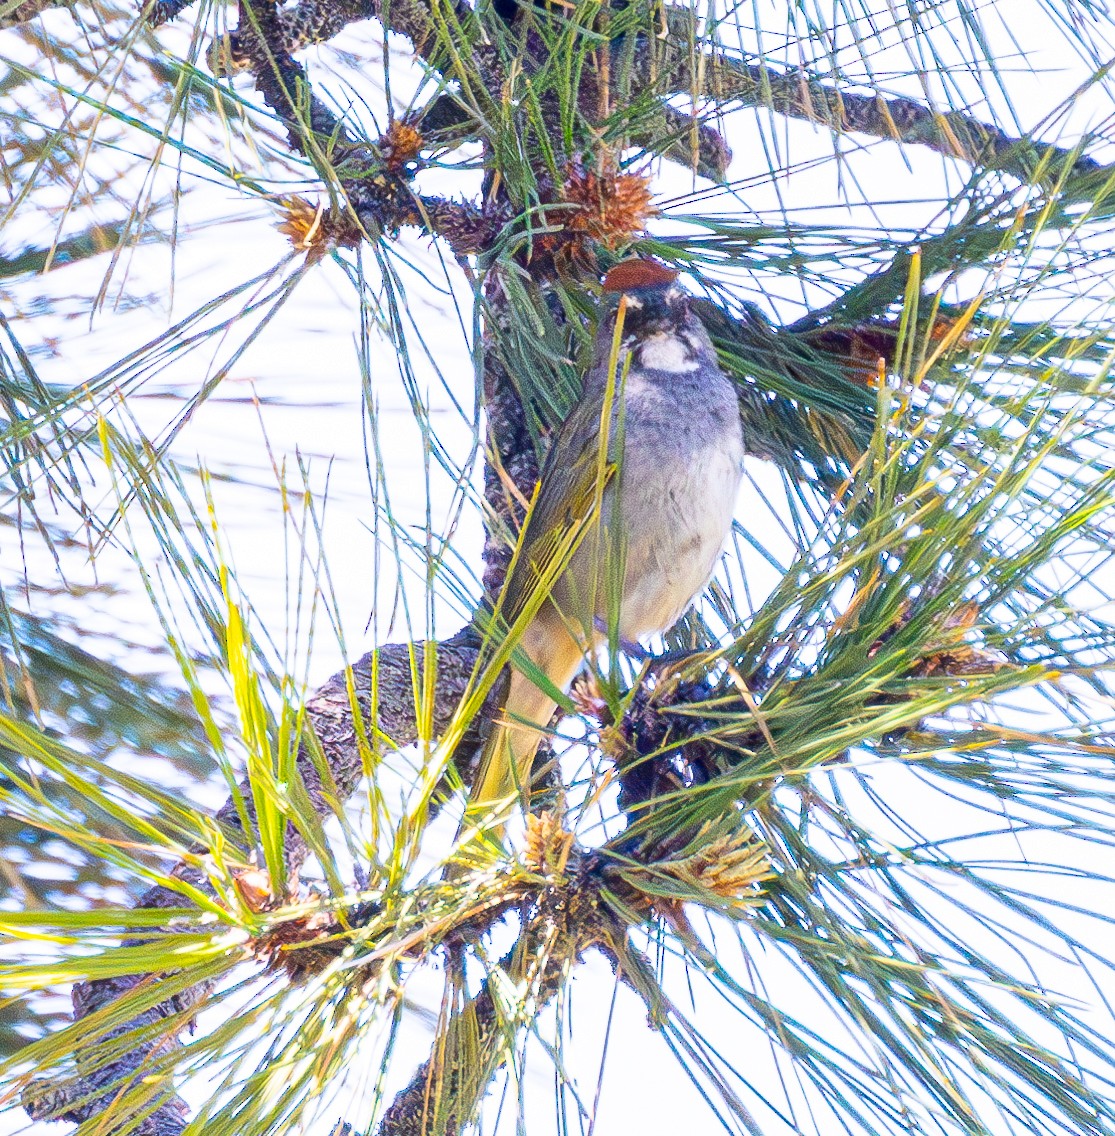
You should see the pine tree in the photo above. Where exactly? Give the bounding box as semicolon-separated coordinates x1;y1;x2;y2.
3;0;1115;1133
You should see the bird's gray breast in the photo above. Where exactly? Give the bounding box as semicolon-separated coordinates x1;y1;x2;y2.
601;342;744;639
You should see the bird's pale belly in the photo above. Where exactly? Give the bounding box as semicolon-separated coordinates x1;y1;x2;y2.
552;438;743;643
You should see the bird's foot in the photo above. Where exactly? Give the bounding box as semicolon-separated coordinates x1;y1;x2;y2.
643;644;717;675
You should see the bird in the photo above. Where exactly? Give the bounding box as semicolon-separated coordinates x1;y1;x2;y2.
461;258;745;851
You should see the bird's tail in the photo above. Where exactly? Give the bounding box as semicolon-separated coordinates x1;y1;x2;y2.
458;612;584;856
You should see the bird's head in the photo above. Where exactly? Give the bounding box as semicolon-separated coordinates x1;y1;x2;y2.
601;258;689;335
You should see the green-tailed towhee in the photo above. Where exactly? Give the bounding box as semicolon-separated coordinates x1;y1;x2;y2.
464;258;745;842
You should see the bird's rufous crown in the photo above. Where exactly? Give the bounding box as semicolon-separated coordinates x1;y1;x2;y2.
602;258;680;293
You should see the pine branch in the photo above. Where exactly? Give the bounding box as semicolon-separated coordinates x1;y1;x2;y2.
653;5;1107;191
209;0;1093;198
207;0;1108;206
22;630;485;1135
229;0;1107;195
0;222;133;279
230;0;507;255
6;0;1110;202
212;0;372;60
196;0;1106;198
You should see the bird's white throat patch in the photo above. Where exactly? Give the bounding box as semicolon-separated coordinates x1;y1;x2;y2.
637;332;699;373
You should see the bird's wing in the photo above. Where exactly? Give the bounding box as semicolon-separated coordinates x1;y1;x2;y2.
497;388;617;631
